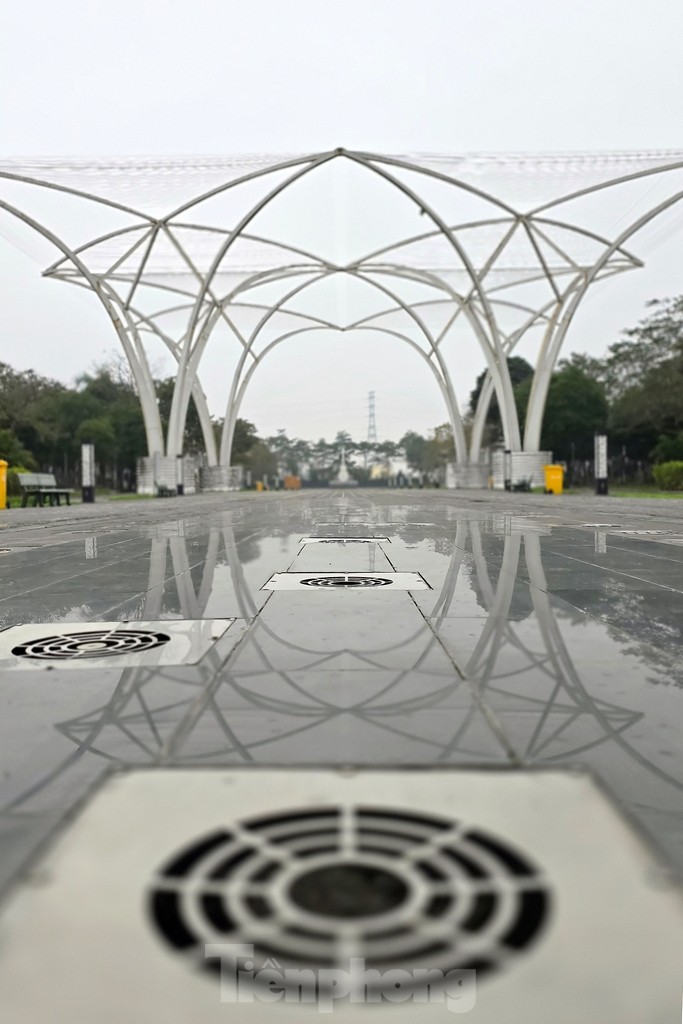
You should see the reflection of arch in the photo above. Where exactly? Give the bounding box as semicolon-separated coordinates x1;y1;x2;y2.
460;521;683;793
2;503;681;859
3;503;679;782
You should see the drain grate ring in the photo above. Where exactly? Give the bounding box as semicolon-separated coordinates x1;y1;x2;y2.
12;629;171;660
299;576;393;588
149;804;551;996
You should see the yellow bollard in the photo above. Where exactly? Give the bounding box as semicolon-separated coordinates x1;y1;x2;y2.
0;461;7;510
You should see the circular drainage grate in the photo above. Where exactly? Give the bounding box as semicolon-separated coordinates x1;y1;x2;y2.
149;805;551;996
299;576;393;588
12;629;171;660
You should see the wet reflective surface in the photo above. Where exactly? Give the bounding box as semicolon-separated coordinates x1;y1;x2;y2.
1;489;682;891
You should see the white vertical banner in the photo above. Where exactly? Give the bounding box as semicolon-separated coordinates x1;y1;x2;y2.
594;434;608;495
595;435;608;479
81;444;95;488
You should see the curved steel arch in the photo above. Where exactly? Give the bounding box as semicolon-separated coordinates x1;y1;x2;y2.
166;262;337;456
524;186;683;450
343;152;523;449
221;322;464;466
167;153;340;453
50;273;220;465
201;265;469;463
353;262;528;451
158;149;527;460
0;196;165;456
3;149;683;486
170;257;458;463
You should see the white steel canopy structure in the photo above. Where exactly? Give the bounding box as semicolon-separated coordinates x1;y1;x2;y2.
3;148;683;488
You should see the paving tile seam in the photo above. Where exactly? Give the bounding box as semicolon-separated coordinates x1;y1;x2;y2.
545;550;683;596
534;591;683;673
401;577;522;764
1;527;270;616
2;489;682;882
153;518;309;760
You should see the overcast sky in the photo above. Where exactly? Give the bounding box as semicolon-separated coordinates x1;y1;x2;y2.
2;0;683;443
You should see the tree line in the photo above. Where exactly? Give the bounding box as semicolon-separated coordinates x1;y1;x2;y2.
0;356;259;489
0;352;456;487
259;426;455;483
2;295;682;487
469;295;683;471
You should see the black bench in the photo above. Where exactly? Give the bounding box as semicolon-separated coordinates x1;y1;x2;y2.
155;482;176;497
17;473;74;507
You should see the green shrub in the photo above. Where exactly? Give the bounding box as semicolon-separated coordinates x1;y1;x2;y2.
652;461;683;491
651;434;683;464
6;465;32;497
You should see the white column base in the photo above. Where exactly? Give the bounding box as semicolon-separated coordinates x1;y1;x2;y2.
490;451;552;490
199;464;244;491
445;463;490;488
136;455;199;495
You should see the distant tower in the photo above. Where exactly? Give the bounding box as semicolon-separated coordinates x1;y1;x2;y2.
367;391;378;445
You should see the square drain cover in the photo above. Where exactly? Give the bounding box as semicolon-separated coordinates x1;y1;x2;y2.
0;768;679;1023
0;619;234;669
263;572;430;590
300;536;391;544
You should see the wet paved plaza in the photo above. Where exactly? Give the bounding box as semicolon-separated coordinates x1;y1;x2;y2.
0;488;682;1021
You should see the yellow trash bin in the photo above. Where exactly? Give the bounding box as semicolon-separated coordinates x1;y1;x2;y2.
0;460;7;510
544;464;564;495
255;481;263;492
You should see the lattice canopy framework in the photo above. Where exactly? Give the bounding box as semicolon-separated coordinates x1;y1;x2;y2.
3;148;683;486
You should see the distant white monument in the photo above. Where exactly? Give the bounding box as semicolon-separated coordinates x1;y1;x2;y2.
330;447;358;487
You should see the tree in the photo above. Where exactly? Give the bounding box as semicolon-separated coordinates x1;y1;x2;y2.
231;419;259;463
263;429;312;474
0;428;36;468
423;423;455;471
155;377;211;454
0;362;66;464
76;417;118;461
377;440;399;459
568;296;683;458
468;356;534;417
467;356;534;446
559;352;606;383
600;296;683;401
245;440;277;480
650;433;683;464
515;364;608;460
400;430;426;471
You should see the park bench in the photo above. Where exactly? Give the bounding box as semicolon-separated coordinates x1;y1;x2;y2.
155;483;176;497
17;472;73;507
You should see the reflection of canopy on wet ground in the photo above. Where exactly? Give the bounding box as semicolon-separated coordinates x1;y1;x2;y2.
4;519;680;821
3;150;683;477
